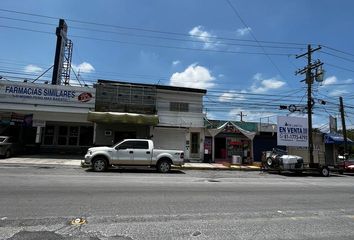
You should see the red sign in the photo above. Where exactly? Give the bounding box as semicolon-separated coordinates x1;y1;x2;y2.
78;92;93;102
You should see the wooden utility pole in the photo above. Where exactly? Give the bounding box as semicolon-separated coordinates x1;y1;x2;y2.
237;112;247;122
339;96;348;158
296;44;322;165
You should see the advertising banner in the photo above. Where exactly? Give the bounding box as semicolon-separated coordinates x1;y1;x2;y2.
0;80;95;108
277;116;308;147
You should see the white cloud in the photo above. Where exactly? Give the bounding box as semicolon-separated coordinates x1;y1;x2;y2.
24;64;43;74
250;73;286;93
219;90;246;102
169;63;216;89
172;60;180;66
322;76;337;86
218;74;225;78
189;26;219;49
344;78;353;83
236;27;252;36
329;89;349;97
72;62;95;73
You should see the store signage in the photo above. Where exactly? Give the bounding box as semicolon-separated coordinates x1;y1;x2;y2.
32;119;46;127
223;123;241;133
277;116;308;147
0;80;95;107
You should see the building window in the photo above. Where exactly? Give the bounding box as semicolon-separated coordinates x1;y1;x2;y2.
44;126;55;145
43;125;93;146
170;102;189;112
58;126;68;145
68;126;79;145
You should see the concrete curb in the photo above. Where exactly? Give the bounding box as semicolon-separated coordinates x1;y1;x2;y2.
0;158;261;171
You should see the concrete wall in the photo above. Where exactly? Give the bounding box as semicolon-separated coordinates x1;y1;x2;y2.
287;132;325;164
156;89;205;128
94;123;150;146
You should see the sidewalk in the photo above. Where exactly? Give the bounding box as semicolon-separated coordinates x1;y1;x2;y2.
0;155;261;171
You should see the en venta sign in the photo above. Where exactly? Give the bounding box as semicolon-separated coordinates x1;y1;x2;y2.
277;116;308;147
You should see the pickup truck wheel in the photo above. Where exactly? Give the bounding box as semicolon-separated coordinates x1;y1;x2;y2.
92;158;108;172
157;160;171;173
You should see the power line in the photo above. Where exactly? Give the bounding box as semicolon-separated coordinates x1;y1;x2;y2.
320;50;354;63
0;25;298;56
322;45;354;58
225;0;287;78
0;15;305;51
0;7;307;47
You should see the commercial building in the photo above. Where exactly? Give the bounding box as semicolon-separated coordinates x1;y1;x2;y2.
88;80;207;161
0;80;95;153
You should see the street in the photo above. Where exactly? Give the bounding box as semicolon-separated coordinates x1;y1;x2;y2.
0;164;354;240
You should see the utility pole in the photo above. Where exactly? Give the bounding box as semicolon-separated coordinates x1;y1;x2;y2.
296;44;323;166
237;112;246;122
339;96;348;158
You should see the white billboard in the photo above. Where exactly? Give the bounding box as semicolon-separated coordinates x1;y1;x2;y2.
277;116;308;147
0;80;95;108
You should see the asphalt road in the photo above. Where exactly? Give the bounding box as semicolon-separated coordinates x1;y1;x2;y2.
0;164;354;240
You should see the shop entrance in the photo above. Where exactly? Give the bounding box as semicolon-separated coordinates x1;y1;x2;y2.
215;137;226;159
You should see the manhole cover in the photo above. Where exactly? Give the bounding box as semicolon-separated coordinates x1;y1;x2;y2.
70;217;86;225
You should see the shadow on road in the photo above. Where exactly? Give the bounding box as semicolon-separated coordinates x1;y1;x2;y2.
85;167;185;174
266;171;350;178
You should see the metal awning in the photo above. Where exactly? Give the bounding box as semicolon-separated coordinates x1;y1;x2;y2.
324;133;353;145
87;111;159;125
207;121;256;140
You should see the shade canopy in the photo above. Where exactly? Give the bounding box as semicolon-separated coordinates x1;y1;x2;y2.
87;111;159;125
207;121;256;140
324;133;353;145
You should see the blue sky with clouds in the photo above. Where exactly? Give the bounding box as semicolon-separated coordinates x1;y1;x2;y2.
1;0;354;129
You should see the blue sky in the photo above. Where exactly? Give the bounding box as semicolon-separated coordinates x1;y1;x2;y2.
1;0;354;129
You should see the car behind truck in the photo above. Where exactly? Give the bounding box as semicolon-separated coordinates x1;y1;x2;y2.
84;139;184;173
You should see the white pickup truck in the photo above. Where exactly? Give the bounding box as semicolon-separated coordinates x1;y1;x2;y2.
84;139;184;173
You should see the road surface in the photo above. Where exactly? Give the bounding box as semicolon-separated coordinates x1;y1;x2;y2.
0;163;353;239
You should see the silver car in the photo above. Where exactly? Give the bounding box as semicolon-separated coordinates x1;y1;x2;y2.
0;136;18;158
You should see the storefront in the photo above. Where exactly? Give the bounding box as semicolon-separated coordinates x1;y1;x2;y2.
324;133;353;164
90;80;206;161
205;121;256;163
0;80;95;153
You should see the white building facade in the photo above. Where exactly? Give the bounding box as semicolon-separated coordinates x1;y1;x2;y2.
90;80;207;161
0;80;95;153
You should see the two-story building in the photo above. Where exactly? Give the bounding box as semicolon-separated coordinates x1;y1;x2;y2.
88;80;207;161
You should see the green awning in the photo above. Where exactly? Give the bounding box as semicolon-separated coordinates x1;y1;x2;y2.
87;111;159;125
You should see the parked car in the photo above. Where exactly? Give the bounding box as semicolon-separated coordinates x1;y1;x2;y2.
83;139;184;173
0;136;20;158
337;159;354;174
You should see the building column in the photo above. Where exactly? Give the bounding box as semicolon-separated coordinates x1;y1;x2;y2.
35;126;42;144
212;136;215;163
